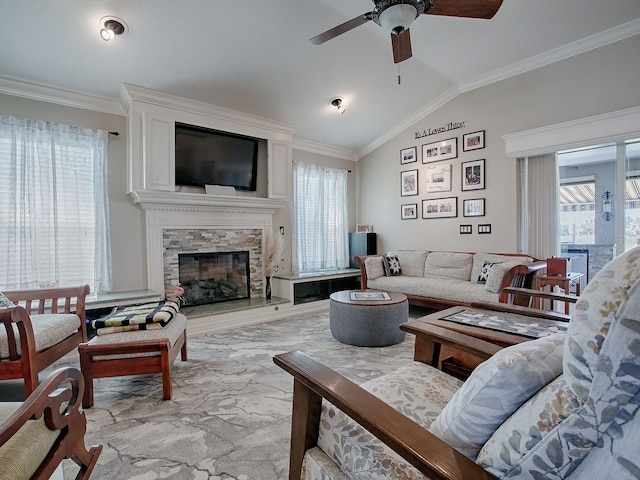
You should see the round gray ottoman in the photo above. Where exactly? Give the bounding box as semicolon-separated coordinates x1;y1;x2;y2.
329;290;408;347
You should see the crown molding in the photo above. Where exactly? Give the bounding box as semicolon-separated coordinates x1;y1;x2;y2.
502;105;640;158
358;20;640;159
460;18;640;94
0;75;123;115
293;138;357;161
120;83;298;137
357;85;460;159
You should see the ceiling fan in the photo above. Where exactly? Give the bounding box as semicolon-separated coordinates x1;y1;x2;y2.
310;0;504;64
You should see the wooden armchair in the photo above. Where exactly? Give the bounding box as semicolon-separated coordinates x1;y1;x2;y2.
0;285;90;396
0;367;102;479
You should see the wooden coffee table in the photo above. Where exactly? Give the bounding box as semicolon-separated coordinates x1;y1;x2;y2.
401;305;569;379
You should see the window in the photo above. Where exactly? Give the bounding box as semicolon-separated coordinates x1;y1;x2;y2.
0;115;111;292
559;180;595;244
293;163;349;273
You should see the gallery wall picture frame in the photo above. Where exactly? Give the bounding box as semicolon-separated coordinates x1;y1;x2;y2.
478;224;492;234
425;163;452;193
422;137;457;163
463;198;485;217
356;224;373;233
422;196;458;219
401;169;419;196
463;130;485;151
400;146;417;164
461;159;485;191
401;203;418;220
460;225;472;234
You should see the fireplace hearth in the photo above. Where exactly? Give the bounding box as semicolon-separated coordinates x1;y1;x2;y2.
179;251;251;306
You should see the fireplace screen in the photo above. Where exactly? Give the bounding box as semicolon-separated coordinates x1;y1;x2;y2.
178;251;251;306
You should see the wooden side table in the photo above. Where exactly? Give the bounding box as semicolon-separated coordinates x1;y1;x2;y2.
534;272;583;313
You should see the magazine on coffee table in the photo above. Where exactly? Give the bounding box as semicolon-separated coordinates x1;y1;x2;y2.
350;291;391;301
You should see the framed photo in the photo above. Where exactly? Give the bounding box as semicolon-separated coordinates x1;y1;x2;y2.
425;163;452;193
401;203;418;220
461;159;485;191
422;197;458;219
356;224;373;233
401;169;418;196
463;198;485;217
463;130;485;151
478;224;492;234
422;137;457;163
400;146;417;164
460;225;472;234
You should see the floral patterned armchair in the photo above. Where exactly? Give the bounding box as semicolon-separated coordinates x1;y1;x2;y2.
275;247;640;479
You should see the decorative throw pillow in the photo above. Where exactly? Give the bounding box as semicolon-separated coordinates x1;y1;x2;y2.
476;261;497;284
429;332;565;460
364;256;385;280
0;292;13;308
382;255;402;276
484;260;524;293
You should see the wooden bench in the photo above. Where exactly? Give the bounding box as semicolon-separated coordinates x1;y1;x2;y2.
78;314;188;408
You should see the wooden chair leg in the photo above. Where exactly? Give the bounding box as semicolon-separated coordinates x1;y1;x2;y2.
79;347;95;408
161;345;172;400
289;379;322;480
180;331;188;361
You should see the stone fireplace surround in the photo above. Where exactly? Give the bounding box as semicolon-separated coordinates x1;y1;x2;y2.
130;190;287;300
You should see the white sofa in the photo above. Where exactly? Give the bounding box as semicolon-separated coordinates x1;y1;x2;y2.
355;251;546;310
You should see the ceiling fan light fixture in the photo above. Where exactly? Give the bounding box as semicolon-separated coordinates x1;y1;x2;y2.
99;17;127;42
377;2;420;35
331;97;347;115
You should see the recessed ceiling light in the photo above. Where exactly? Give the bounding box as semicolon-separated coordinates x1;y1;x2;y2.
99;16;127;42
331;97;347;115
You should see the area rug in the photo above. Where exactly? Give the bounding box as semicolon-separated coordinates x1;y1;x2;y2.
66;308;421;479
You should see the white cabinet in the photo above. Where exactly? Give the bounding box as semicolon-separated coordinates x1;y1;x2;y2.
142;112;174;191
268;141;292;199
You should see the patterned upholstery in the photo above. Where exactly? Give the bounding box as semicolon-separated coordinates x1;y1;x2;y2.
0;313;81;359
305;247;640;480
477;247;640;478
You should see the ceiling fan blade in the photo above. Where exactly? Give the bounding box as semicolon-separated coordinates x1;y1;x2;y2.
309;12;373;45
391;29;412;64
426;0;504;19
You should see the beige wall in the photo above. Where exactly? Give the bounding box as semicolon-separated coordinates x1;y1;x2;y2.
357;35;640;255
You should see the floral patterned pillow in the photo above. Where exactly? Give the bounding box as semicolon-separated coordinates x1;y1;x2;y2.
430;333;565;459
0;292;14;308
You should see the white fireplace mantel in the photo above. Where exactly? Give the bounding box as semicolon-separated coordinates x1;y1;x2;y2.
131;190;288;295
129;190;289;214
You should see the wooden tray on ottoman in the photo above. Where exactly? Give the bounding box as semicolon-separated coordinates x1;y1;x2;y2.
78;314;188;408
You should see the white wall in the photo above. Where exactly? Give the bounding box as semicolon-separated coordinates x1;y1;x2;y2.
357;35;640;255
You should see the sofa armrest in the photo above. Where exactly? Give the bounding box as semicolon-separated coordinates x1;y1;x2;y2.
4;285;91;341
353;255;382;290
274;350;498;480
498;261;547;304
0;367;102;480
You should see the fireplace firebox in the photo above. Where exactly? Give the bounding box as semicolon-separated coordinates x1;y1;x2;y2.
178;251;251;306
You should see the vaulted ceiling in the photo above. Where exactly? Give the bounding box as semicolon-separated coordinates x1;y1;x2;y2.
1;0;639;157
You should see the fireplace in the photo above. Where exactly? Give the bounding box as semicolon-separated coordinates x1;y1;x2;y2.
179;251;251;306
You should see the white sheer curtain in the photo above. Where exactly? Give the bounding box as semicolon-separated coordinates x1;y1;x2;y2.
519;153;560;259
0;115;112;292
293;162;349;273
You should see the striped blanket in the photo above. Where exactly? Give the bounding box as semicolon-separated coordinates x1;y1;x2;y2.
92;301;179;336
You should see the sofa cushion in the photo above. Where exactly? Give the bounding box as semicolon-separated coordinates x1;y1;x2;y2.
0;313;81;359
470;253;533;285
476;261;495;284
368;276;500;305
430;333;565;460
423;252;473;281
316;362;462;479
484;260;527;293
0;402;60;480
364;256;384;280
382;255;402;276
395;250;428;277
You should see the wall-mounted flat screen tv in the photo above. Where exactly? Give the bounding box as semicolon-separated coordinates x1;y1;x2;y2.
175;122;259;191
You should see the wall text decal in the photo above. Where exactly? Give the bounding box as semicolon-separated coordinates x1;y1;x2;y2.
415;121;466;139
